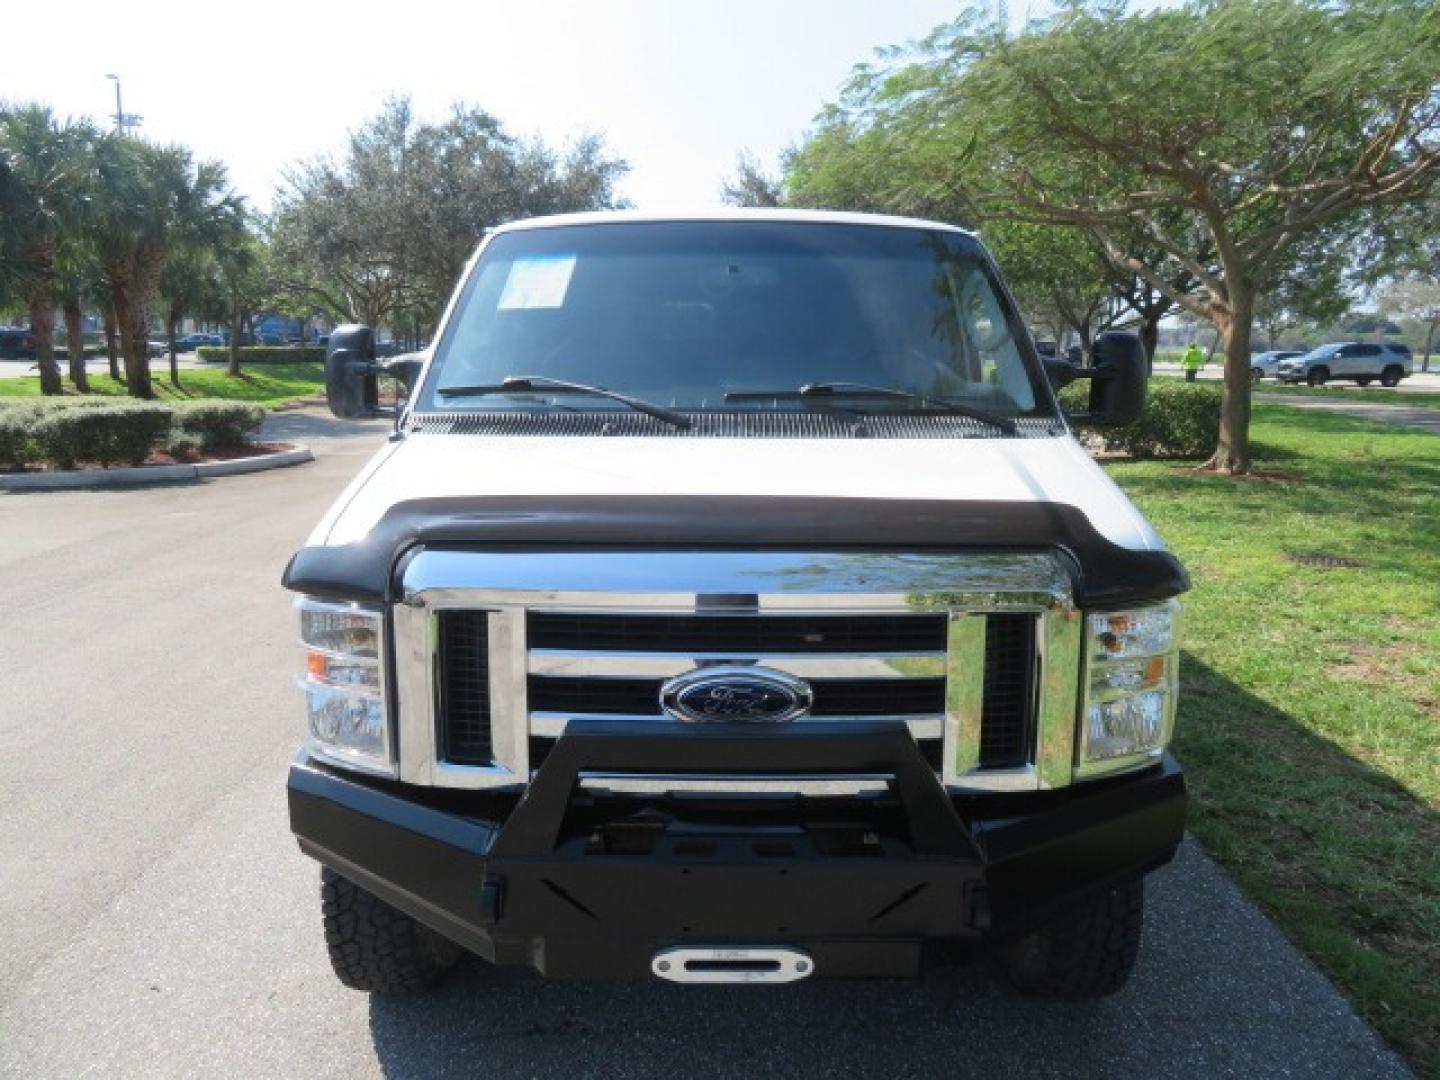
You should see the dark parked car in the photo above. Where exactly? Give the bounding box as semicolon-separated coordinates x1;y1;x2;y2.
0;328;37;361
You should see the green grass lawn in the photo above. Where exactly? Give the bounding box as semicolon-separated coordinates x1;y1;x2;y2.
0;362;325;406
1108;403;1439;1075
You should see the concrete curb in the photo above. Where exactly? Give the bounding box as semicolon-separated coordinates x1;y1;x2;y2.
0;444;313;492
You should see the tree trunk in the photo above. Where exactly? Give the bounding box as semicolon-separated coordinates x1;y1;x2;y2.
103;305;121;381
1423;319;1436;373
111;283;153;399
27;290;63;395
167;300;182;387
63;296;89;392
1138;315;1159;375
228;310;244;376
1205;288;1255;475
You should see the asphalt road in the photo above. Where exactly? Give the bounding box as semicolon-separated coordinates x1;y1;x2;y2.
0;410;1411;1079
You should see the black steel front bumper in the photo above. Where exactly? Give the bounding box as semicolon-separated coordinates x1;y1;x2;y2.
288;721;1185;978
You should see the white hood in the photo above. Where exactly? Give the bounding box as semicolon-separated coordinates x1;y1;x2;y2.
312;433;1163;552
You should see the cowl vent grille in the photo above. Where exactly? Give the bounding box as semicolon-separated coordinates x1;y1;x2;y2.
410;410;1061;440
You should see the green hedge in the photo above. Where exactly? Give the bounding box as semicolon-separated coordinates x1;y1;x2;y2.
195;345;325;364
174;402;265;449
30;405;174;468
0;409;31;468
0;400;266;470
1060;379;1221;459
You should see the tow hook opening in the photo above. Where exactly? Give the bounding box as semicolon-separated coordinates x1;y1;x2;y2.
651;946;815;984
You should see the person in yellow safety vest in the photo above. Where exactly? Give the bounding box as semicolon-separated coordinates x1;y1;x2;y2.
1181;342;1205;382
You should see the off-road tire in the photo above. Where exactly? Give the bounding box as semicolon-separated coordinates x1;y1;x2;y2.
1251;366;1264;382
1307;366;1329;386
1380;365;1403;387
997;877;1144;999
321;868;462;993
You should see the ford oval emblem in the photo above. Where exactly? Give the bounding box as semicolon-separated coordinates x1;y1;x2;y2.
660;666;814;724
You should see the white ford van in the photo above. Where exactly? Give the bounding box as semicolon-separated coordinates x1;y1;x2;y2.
285;210;1188;998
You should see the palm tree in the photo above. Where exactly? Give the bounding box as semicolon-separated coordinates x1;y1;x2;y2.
92;136;244;398
0;105;97;395
55;247;104;392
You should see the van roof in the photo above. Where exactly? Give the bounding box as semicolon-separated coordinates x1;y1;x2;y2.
489;207;973;237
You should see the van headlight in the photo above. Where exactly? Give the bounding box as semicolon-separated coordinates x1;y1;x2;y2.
1077;600;1179;779
297;596;394;777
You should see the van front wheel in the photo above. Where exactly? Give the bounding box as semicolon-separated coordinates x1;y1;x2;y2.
997;878;1144;999
321;868;462;993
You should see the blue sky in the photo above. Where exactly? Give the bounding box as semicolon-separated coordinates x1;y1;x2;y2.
6;0;986;211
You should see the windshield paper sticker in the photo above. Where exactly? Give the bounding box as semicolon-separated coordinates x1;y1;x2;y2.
498;254;577;310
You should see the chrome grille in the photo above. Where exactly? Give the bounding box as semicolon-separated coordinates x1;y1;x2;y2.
434;605;1039;778
392;550;1082;793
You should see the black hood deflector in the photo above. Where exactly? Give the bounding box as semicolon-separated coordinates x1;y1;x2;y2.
282;495;1188;609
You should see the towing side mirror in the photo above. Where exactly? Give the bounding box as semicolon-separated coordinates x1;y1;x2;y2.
387;354;424;393
1047;331;1147;428
325;324;379;419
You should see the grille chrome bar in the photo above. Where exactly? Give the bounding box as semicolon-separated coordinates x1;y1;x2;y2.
531;712;944;740
528;651;945;680
943;614;987;781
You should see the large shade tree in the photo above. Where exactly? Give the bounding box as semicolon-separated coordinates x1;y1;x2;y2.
789;0;1440;472
271;97;628;333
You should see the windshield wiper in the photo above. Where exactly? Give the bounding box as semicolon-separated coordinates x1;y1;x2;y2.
437;375;691;430
725;381;1018;433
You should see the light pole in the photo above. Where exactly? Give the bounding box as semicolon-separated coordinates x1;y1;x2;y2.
105;74;123;133
103;74;142;134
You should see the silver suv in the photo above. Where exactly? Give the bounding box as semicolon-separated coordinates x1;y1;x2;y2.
1276;342;1413;386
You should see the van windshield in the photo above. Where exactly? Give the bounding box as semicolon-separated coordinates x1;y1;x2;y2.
421;220;1054;425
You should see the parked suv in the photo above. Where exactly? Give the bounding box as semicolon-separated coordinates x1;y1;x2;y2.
286;210;1187;999
1277;342;1413;386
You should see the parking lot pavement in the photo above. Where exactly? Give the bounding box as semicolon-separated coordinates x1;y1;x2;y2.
0;410;1412;1079
0;353;211;379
